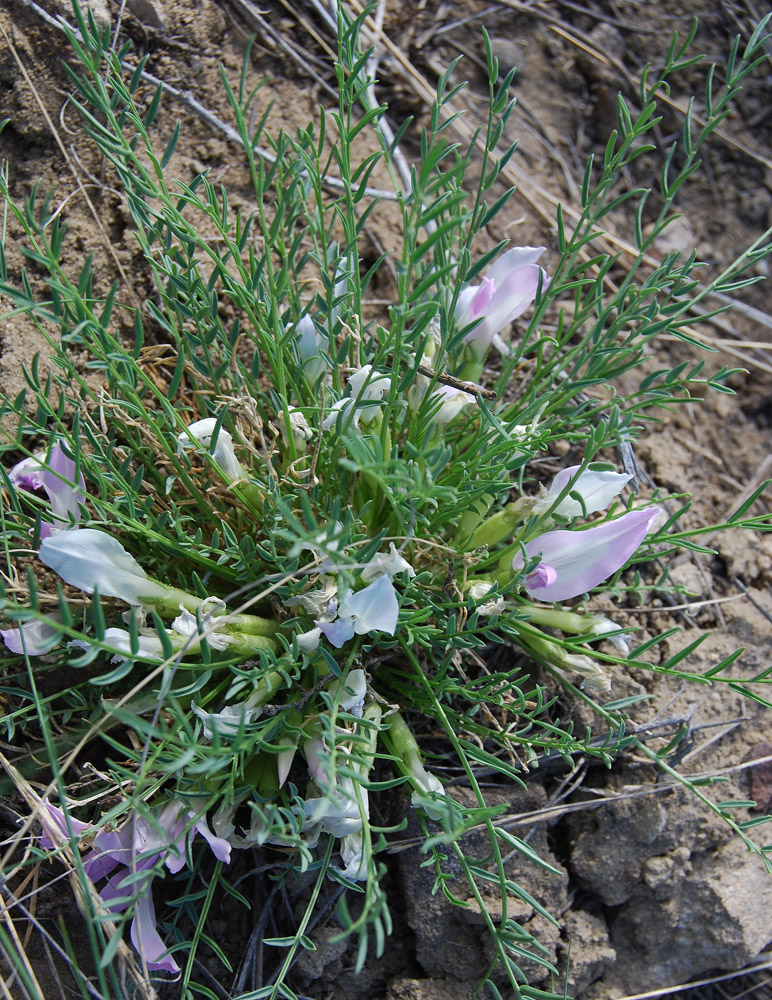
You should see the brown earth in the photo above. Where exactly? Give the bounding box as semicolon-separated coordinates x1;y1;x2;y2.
1;1;772;998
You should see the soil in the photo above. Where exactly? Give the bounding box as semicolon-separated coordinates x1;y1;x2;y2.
1;1;772;999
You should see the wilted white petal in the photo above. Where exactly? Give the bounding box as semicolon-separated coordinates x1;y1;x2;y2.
468;581;506;616
285;577;338;617
469;581;494;601
337;833;367;881
360;542;415;583
171;604;230;651
192;700;262;740
410;769;447;821
279;407;313;451
563;653;612;692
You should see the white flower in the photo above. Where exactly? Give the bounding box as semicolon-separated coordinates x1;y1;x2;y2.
317;574;399;648
428;385;477;426
99;628;165;662
590;616;632;656
39;528;168;606
277;737;298;787
295;314;327;382
296;627;322;654
303;738;369;837
537;464;632;519
360;543;415;583
177;418;248;484
322;365;391;431
333;669;367;716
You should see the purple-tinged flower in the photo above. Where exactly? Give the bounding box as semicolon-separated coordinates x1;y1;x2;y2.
8;442;85;537
39;802;93;849
317;574;399;648
1;617;60;655
8;452;46;490
40;441;85;537
39;528;168;606
512;507;663;602
38;799;230;975
456;246;550;358
537;464;632;519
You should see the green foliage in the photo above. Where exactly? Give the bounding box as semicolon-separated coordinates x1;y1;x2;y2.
0;3;771;998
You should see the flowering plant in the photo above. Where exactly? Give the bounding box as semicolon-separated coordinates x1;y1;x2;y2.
0;5;771;997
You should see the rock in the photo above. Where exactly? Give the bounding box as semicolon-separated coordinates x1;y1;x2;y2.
566;776;772;993
386;977;474;1000
293;925;348;983
560;910;616;996
127;0;166;30
568;793;670;906
609;838;772;990
651;216;697;258
743;742;772;812
489;38;527;79
397;785;569;984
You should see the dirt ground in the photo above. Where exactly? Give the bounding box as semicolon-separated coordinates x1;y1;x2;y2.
2;1;772;998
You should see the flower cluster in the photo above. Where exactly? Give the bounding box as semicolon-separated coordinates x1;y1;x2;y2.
40;799;230;974
4;241;669;981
